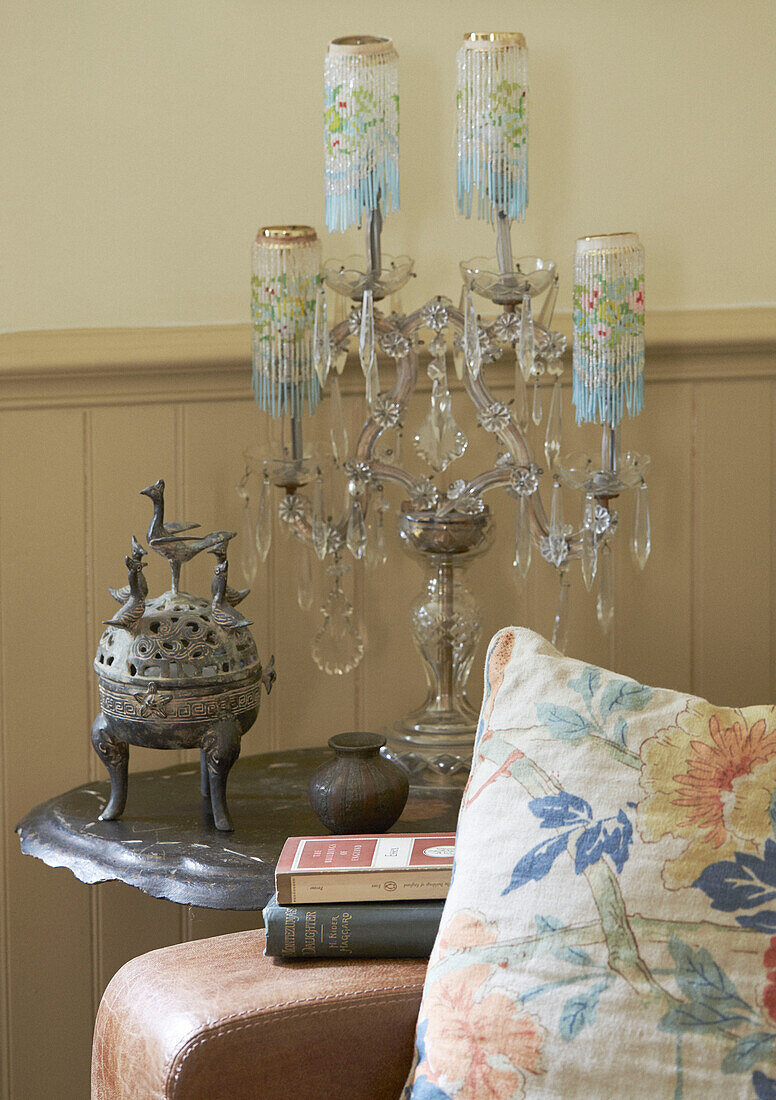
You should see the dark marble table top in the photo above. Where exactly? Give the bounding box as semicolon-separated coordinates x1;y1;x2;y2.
16;749;462;910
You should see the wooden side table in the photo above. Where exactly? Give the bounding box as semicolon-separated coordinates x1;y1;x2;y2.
16;748;461;909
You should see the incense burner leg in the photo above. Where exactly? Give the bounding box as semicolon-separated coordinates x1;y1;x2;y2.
199;748;209;798
201;718;242;832
91;713;130;821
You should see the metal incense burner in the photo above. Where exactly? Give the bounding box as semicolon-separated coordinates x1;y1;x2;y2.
91;479;275;831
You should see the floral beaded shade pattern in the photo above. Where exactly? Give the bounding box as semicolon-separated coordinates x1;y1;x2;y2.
251;227;322;419
572;232;645;425
456;33;528;224
324;35;400;233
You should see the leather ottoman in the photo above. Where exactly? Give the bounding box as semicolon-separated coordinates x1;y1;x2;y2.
92;929;427;1099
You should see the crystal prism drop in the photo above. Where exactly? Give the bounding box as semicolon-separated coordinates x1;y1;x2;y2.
532;375;543;425
297;543;313;610
346;498;367;559
539;275;559;329
552;572;571;654
463;290;481;379
255;472;272;562
365;358;381;408
544;380;562;470
513;493;532;578
514;350;529;433
597;545;615;632
365;507;387;569
312;474;327;561
394;428;403;464
312;565;364;675
452;338;465;381
359;289;375;378
633;482;651;569
313;285;331;388
329;375;349;463
549;479;564;537
581;495;597;592
519;295;535;382
240;497;259;585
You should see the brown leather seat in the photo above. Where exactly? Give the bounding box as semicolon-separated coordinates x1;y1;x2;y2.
92;929;427;1099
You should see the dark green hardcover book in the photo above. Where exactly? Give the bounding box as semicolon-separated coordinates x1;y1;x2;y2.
262;893;444;958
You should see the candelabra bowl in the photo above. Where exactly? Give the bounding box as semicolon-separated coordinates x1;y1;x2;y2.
460;255;556;304
322;254;415;302
397;505;493;560
558;451;651;495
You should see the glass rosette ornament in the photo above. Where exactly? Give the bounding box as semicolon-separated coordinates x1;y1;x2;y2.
456;32;528;224
572;232;645;425
324;35;400;233
251;226;322;419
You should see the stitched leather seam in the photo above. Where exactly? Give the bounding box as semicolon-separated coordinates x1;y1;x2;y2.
166;989;421;1097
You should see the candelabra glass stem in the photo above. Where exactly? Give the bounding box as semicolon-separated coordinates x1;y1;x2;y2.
602;421;620;475
366;199;383;277
495;211;514;277
290;416;304;463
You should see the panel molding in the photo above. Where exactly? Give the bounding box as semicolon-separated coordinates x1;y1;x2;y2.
1;306;775;410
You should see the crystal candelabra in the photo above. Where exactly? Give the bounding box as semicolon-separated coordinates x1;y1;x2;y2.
239;32;650;784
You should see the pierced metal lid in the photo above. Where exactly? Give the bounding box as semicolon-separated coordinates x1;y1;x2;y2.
95;592;259;688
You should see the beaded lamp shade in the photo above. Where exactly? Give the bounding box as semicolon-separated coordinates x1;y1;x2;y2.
456;32;529;224
250;226;322;419
572;232;645;425
324;35;400;233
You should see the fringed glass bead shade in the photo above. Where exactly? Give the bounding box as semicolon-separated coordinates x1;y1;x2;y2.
572;233;645;426
456;32;528;224
251;226;322;419
324;35;400;233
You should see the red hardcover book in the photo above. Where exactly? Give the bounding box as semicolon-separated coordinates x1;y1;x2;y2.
274;832;456;904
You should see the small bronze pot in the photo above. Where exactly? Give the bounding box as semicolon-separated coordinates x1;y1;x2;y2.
308;732;409;834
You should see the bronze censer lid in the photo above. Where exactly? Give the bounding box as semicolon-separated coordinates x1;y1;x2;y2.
91;479;275;831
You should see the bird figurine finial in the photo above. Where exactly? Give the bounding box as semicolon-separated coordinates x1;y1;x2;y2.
150;528;238;596
109;537;148;604
207;539;250;606
104;549;147;632
211;558;253;632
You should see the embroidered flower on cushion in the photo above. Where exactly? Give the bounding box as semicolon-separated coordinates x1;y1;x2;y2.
637;702;776;889
433;909;498;964
418;964;545;1099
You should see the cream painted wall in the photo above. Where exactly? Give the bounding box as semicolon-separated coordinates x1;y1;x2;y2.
2;0;775;334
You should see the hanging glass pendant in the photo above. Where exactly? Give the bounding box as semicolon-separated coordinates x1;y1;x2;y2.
552;569;571;654
312;473;328;561
464;290;481;379
359;289;375;378
513;493;532;578
549;478;564;537
365;358;380;408
532;374;543;425
414;334;468;471
312;561;365;675
238;485;259;585
394;427;403;464
514;349;529;433
313;285;331;388
329;375;349;463
633;481;651;569
519;294;534;382
539;274;559;329
596;543;614;632
297;542;313;610
452;335;465;381
346;498;367;559
544;379;562;470
581;493;597;592
255;470;273;562
365;499;388;569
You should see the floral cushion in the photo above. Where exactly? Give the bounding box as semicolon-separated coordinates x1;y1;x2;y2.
404;627;776;1099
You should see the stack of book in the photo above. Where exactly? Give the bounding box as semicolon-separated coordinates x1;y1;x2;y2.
263;832;456;959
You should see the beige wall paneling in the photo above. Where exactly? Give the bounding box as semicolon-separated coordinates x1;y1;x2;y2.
0;409;95;1100
692;377;774;705
87;404;189;997
613;375;694;692
178;397;278;943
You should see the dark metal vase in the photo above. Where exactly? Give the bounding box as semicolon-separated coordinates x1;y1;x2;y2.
308;732;410;834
